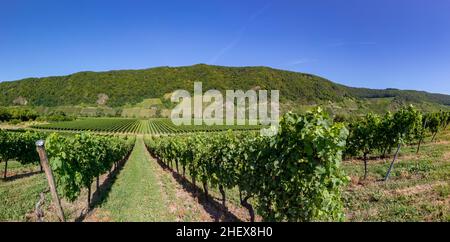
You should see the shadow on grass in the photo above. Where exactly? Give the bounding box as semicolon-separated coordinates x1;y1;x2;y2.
147;148;242;222
2;170;43;182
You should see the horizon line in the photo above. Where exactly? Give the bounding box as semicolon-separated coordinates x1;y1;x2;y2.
0;63;449;96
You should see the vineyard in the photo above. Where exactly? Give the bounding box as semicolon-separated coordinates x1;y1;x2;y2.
1;107;449;222
4;0;450;228
32;118;263;135
145;107;450;221
146;109;349;222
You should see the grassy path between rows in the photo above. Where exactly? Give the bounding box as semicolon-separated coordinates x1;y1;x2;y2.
0;171;47;221
88;136;212;222
90;136;173;221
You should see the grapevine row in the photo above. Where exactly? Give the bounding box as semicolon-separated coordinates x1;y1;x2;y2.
0;130;47;178
345;106;450;180
45;133;135;205
146;108;349;222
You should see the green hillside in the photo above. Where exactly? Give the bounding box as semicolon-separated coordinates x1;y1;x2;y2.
0;64;449;114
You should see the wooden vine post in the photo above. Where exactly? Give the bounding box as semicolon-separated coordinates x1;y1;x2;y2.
35;140;66;222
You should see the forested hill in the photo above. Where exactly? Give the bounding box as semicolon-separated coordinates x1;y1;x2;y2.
0;64;449;108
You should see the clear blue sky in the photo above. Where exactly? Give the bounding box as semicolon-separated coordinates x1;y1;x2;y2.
1;0;449;94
